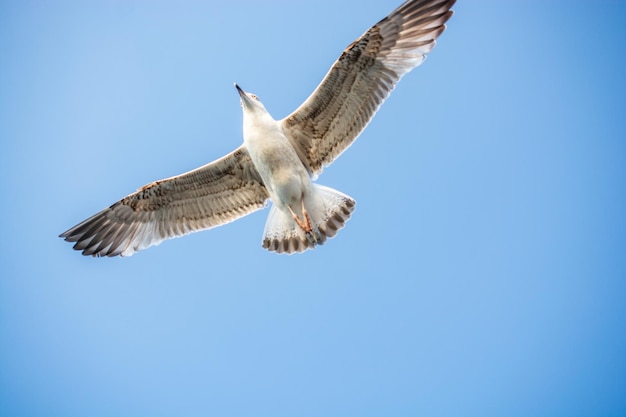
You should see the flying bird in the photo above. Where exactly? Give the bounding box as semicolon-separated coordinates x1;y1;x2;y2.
60;0;455;257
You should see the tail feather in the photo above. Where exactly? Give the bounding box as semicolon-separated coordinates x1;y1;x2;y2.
262;184;355;254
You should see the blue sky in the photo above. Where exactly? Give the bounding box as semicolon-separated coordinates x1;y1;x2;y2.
1;1;625;416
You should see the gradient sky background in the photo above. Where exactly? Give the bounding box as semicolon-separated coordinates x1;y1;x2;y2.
1;1;625;416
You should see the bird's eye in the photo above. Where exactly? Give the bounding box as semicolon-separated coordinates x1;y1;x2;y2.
250;94;259;101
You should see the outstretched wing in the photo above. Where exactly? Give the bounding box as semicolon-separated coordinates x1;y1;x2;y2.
60;146;269;257
281;0;455;177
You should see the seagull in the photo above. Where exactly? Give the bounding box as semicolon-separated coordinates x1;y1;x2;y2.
60;0;455;257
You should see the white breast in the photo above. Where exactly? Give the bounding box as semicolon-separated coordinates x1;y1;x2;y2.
242;108;312;209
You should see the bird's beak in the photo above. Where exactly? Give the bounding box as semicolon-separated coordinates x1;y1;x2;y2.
235;83;252;106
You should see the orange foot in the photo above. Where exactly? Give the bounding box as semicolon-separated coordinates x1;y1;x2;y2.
288;203;317;244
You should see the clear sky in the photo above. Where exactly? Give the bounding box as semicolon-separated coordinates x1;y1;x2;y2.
1;1;625;416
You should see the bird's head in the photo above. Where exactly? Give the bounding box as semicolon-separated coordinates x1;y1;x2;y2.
235;83;266;113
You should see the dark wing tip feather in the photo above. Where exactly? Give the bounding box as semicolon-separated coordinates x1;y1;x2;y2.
59;202;142;257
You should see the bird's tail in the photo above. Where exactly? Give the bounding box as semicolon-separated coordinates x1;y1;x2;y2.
262;184;355;254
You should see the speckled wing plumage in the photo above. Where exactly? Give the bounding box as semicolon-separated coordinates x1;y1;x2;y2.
281;0;455;177
60;147;269;257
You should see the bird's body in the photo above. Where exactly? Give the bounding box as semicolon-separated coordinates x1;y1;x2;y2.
60;0;455;257
237;84;355;252
239;88;310;210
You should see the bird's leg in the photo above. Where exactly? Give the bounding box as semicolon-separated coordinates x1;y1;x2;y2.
301;202;318;244
288;205;310;233
288;203;317;244
301;201;313;233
